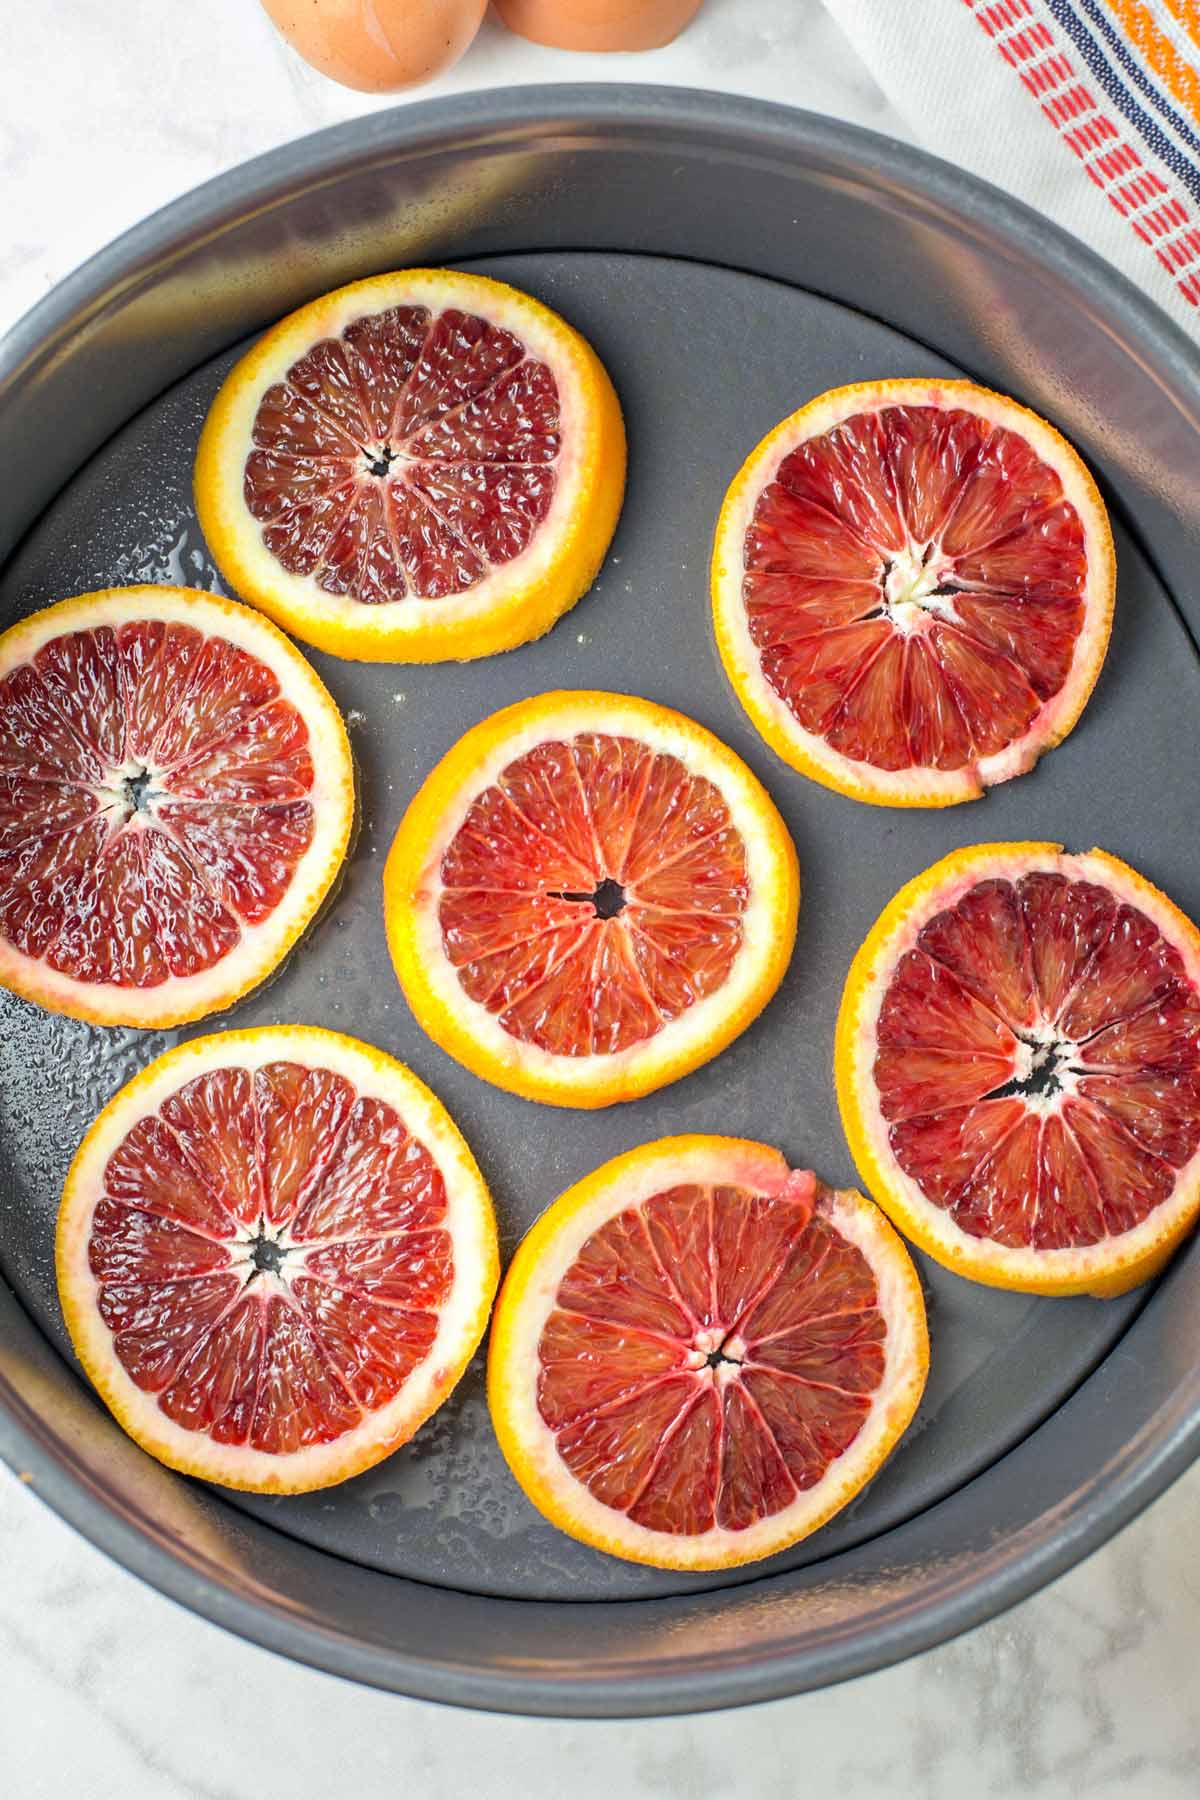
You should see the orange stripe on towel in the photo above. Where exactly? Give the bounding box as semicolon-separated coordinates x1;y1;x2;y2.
1101;0;1200;129
1156;0;1200;63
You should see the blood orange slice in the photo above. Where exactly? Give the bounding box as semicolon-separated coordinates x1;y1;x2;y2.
57;1026;498;1492
836;843;1200;1296
488;1135;927;1570
195;269;626;662
712;379;1115;807
383;692;799;1107
0;587;353;1027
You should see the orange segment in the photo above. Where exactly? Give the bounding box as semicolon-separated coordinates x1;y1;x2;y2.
0;587;353;1028
383;692;799;1108
438;731;748;1056
712;379;1115;807
488;1135;927;1570
195;270;626;662
836;844;1200;1296
56;1026;498;1493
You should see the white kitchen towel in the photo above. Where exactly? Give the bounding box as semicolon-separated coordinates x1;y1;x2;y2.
823;0;1200;339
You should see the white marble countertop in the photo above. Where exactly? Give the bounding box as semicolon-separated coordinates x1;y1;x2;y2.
2;4;1198;1795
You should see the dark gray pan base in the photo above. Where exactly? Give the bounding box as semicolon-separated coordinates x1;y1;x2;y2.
0;249;1170;1601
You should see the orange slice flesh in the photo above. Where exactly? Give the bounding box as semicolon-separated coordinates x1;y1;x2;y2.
0;587;353;1027
195;270;626;662
836;844;1200;1296
712;379;1115;807
384;692;799;1107
56;1027;498;1492
488;1135;927;1570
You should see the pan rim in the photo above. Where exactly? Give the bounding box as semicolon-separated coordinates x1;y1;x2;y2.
1;82;1198;1716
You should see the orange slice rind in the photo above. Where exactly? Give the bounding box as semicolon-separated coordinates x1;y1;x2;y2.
57;1025;499;1492
488;1134;928;1570
383;691;800;1108
196;269;626;663
836;842;1200;1295
712;379;1115;807
0;586;353;1027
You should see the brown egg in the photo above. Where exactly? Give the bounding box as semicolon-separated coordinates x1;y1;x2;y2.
494;0;704;52
260;0;487;92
